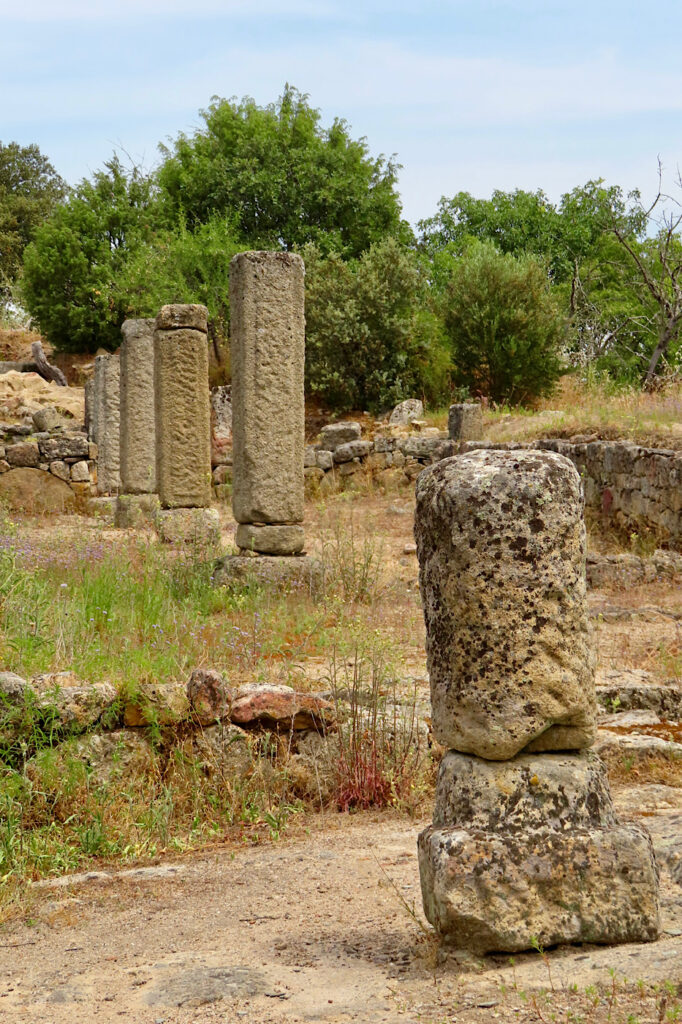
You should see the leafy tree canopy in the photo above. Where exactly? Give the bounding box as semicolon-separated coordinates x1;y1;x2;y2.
22;157;156;351
0;141;67;301
157;85;411;258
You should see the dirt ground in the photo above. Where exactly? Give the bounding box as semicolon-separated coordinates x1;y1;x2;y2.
1;492;682;1022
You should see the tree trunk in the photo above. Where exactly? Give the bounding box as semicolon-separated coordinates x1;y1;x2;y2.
30;342;68;387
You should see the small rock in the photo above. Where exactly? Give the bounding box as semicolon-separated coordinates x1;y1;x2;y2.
70;460;90;482
403;543;417;555
32;407;61;432
187;668;232;725
333;440;372;464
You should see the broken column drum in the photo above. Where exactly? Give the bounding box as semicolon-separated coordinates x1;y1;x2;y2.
154;304;212;509
229;251;305;555
415;449;660;953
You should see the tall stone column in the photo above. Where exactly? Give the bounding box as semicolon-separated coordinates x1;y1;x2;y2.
415;449;659;953
120;318;156;495
153;304;218;543
93;353;120;495
229;251;305;555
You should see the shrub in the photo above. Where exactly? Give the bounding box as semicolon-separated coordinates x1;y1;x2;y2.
441;241;566;405
303;237;450;412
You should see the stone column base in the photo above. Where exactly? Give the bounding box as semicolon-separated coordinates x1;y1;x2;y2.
115;493;160;529
155;507;220;545
87;496;117;525
213;554;324;596
235;523;304;555
419;750;660;953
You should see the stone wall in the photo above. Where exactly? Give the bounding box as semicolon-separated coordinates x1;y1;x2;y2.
0;420;96;510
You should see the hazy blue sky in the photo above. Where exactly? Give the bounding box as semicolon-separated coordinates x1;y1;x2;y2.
2;0;681;226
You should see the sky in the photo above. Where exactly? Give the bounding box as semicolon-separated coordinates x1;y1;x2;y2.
2;0;682;228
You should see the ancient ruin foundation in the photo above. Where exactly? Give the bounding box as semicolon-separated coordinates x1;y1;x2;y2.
447;402;482;441
415;449;660;952
229;251;305;555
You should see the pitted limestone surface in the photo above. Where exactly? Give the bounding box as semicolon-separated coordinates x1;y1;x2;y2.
432;750;615;831
419;819;660;954
235;522;305;555
156;303;208;332
120;318;156;494
230;251;304;525
415;449;596;759
154;323;211;509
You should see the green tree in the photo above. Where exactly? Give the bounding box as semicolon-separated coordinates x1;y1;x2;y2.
304;237;450;412
440;242;565;405
22;157;155;352
116;215;244;370
0;141;67;305
158;86;410;258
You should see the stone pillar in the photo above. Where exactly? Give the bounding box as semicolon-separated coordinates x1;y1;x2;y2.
154;304;211;509
229;251;305;555
120;318;156;494
152;304;218;544
93;353;120;495
415;449;659;953
447;402;483;441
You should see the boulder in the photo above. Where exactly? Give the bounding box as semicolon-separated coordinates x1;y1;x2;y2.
419;750;660;953
213;554;325;597
389;398;424;426
415;451;596;759
32;407;60;432
30;729;155;786
155;508;220;545
230;683;334;732
187;668;232;725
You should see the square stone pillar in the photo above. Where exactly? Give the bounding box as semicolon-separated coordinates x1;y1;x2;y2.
93;353;120;495
229;251;304;554
120;318;156;495
154;304;212;509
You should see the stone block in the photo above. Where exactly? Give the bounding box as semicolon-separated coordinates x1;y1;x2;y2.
115;493;160;529
154;315;211;509
0;460;9;474
156;303;208;332
213;554;324;596
87;496;117;524
415;450;596;759
38;435;90;461
315;450;333;471
49;460;69;481
304;446;317;468
230;251;305;525
6;441;39;468
448;403;483;441
212;465;231;486
187;668;232;725
155;507;220;545
120;318;156;494
318;421;361;451
236;523;305;555
70;460;89;482
333;440;372;463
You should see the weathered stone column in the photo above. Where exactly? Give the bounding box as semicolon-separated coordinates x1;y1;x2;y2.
153;304;218;543
415;449;659;952
154;304;211;509
93;353;120;495
229;251;305;555
120;318;156;495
